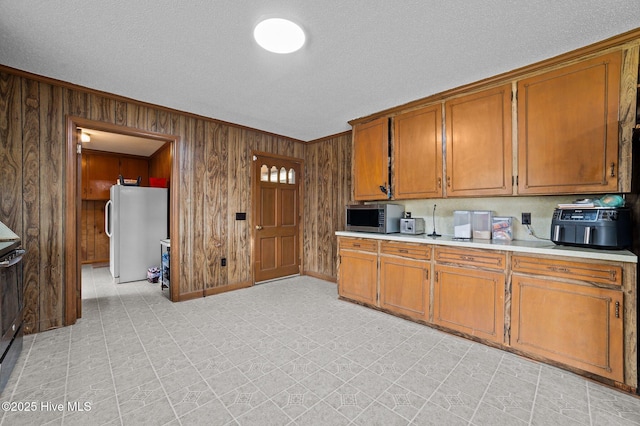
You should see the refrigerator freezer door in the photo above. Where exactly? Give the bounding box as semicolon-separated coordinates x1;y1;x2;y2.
111;186;168;283
108;186;119;280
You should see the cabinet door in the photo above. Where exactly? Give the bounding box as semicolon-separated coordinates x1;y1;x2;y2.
445;84;512;197
338;249;378;305
434;265;505;343
393;105;443;199
511;275;623;382
517;52;621;194
86;153;120;200
353;117;389;200
120;156;150;186
379;255;429;320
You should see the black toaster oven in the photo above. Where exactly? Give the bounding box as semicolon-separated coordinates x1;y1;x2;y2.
550;207;631;249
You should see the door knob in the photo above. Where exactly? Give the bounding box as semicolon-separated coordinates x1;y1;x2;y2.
255;225;263;230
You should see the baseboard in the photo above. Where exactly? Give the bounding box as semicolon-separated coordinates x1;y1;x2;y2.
203;281;252;297
178;290;203;302
303;271;337;283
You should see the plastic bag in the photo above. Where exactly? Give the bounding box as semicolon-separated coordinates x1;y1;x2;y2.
147;267;161;283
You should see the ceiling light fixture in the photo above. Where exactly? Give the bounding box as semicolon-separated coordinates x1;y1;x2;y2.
254;18;305;54
80;132;91;143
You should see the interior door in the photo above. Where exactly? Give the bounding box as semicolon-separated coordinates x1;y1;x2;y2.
253;154;301;282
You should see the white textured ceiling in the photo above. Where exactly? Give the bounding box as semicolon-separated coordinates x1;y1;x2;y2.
1;1;639;141
78;128;166;156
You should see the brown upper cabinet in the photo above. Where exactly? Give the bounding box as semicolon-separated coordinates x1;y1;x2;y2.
352;117;389;200
120;156;150;187
82;153;120;200
393;105;443;199
82;151;150;200
445;84;513;197
351;43;634;199
517;51;622;195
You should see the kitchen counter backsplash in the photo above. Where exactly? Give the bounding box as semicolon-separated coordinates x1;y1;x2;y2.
395;195;603;242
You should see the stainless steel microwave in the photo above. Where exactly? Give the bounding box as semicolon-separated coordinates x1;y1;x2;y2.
346;204;404;233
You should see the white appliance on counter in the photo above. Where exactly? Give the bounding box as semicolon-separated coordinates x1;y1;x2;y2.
106;185;168;283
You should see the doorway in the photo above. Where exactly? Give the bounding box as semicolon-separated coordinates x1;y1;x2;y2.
64;117;181;325
252;152;303;283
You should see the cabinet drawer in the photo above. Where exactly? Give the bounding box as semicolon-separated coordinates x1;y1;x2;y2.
434;247;505;270
339;238;377;252
512;255;622;286
380;241;431;260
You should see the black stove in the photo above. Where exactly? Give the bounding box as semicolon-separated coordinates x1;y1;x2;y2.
0;237;23;395
0;241;20;258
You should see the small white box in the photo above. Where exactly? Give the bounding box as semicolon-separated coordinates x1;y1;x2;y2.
453;211;472;239
472;211;493;239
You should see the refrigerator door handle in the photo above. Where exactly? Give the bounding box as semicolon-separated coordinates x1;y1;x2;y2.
105;200;112;237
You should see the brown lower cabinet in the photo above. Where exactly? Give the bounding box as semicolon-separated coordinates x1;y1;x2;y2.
433;247;506;343
511;254;625;383
434;265;505;343
336;236;637;390
379;245;430;321
337;239;378;305
511;276;623;382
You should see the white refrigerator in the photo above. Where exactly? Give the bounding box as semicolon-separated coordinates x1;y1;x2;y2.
106;185;168;283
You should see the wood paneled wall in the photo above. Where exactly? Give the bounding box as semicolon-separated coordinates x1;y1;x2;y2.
1;75;65;333
1;67;334;334
81;200;109;264
303;133;352;281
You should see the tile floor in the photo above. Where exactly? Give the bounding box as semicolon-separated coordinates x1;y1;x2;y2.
1;266;639;425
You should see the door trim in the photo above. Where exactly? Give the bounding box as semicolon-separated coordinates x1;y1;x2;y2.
64;116;182;325
251;151;304;283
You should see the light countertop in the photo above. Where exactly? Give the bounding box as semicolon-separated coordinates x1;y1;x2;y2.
335;231;637;263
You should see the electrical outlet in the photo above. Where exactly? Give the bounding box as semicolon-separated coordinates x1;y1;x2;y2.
522;212;531;225
221;257;226;267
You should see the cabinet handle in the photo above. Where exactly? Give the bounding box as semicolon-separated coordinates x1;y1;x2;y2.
446;176;451;187
610;163;615;177
398;249;408;253
461;255;475;261
548;266;570;273
615;301;620;318
437;177;442;188
425;269;429;280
